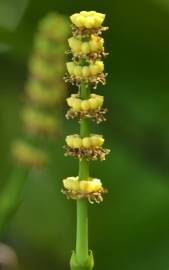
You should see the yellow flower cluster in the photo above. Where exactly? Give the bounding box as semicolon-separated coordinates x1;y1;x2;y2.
22;107;58;136
63;176;102;193
66;134;104;148
29;57;65;81
66;61;104;77
68;35;104;54
70;11;105;29
67;93;104;111
26;80;64;107
12;141;48;167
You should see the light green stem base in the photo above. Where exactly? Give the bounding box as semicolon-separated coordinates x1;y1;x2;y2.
70;250;94;270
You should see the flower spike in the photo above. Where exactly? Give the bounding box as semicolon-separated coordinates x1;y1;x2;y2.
63;11;110;270
12;13;69;168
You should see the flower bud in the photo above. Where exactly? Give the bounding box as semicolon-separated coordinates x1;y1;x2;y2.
70;14;79;25
73;137;82;148
93;16;103;28
70;11;105;30
68;38;82;52
89;64;99;76
81;100;90;111
80;11;89;16
79;181;91;192
98;38;104;49
84;17;95;29
82;66;90;77
95;95;104;106
66;97;74;107
95;61;104;73
75;15;85;28
66;62;75;75
89;98;100;110
63;179;72;190
92;179;102;191
90;135;99;147
66;136;74;148
97;12;106;19
73;66;82;77
97;136;104;147
81;42;91;54
72;98;81;111
71;180;79;191
90;40;99;52
68;37;75;47
82;137;91;148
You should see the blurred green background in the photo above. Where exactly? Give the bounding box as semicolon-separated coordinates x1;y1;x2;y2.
1;0;169;269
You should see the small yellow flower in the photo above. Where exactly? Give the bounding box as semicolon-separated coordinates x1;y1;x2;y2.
70;11;105;29
66;97;74;107
88;98;100;110
65;134;105;148
66;135;75;148
89;39;99;52
66;62;75;75
71;180;79;191
79;181;91;192
68;36;104;54
66;61;104;77
73;137;82;148
63;176;103;193
63;179;72;190
89;64;100;76
92;178;102;192
81;100;90;111
82;66;91;77
90;135;99;147
82;137;91;148
68;37;82;52
81;42;91;54
67;93;104;112
73;98;82;111
73;66;82;77
97;136;105;147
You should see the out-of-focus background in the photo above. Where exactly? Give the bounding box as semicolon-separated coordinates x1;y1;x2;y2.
0;0;169;269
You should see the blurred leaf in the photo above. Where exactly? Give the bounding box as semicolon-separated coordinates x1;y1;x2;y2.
155;0;169;8
0;43;11;53
0;0;28;31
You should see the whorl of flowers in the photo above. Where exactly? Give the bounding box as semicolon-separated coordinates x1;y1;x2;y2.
63;11;110;270
61;10;111;270
63;10;110;204
12;13;69;168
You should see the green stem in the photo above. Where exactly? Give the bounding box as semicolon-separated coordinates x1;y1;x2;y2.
0;166;28;236
76;82;91;265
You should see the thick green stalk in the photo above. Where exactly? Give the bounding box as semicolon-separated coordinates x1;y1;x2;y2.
75;83;90;266
0;166;28;236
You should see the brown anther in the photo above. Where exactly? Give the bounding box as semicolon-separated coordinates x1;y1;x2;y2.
62;187;107;204
72;51;109;63
64;72;107;89
64;146;110;161
66;108;107;124
71;24;109;38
